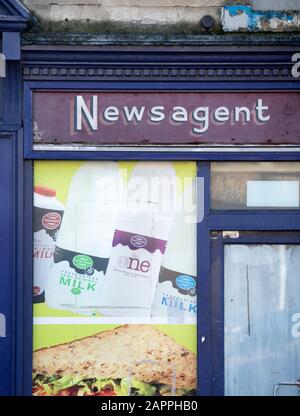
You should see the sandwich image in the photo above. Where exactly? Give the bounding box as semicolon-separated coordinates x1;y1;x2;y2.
32;325;196;396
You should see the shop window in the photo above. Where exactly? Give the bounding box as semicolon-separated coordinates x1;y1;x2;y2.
32;160;197;397
211;162;300;210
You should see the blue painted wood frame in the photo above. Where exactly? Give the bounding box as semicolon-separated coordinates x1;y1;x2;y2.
0;133;15;396
197;161;211;396
15;129;33;397
18;158;33;396
0;61;21;130
210;231;300;396
22;79;300;397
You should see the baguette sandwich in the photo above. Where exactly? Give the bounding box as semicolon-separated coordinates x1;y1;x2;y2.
33;324;196;396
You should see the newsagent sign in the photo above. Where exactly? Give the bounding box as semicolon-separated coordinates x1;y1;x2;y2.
33;91;300;146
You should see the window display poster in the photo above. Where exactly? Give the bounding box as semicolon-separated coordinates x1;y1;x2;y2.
33;161;197;396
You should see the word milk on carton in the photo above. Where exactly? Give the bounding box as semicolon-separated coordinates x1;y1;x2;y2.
151;179;197;323
98;162;177;317
45;162;121;314
33;185;65;303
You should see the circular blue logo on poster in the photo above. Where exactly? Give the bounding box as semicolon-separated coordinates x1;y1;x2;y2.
176;275;196;291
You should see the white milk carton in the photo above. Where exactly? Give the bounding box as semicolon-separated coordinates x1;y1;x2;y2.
45;162;122;314
33;186;64;303
98;162;177;317
151;180;197;323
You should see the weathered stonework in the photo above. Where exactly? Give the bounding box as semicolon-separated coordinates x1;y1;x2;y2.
21;1;300;33
222;5;300;32
23;0;223;27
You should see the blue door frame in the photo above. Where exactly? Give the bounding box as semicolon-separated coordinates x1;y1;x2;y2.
0;134;16;396
18;80;300;396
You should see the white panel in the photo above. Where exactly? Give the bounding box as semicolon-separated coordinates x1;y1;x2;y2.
247;180;299;207
225;245;300;396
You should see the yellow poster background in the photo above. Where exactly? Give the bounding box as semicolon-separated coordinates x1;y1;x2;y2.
33;161;197;354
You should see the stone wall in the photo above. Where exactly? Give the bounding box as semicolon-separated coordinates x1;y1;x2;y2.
21;0;300;32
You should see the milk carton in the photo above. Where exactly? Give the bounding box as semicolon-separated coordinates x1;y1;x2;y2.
151;180;197;323
33;186;64;303
45;162;122;314
98;162;177;317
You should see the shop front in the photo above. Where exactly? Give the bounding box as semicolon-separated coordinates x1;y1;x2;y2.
25;84;300;397
1;2;300;396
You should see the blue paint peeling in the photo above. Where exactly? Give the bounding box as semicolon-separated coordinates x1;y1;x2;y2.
226;5;252;17
223;5;299;32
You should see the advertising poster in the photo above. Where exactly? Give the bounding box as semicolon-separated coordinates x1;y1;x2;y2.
33;161;197;396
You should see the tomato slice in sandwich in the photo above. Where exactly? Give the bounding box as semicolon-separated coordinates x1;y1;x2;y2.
95;389;117;396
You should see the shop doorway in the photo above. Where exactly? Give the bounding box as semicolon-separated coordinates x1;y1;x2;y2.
211;231;300;396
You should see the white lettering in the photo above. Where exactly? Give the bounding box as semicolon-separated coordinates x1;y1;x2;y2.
192;107;209;134
256;98;270;122
171;106;188;122
73;97;272;135
76;95;98;131
103;106;119;122
123;106;145;122
149;106;165;122
214;106;230;122
291;313;300;338
234;106;251;122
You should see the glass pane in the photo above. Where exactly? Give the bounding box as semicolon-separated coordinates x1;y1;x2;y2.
211;162;300;210
32;161;197;396
225;244;300;396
